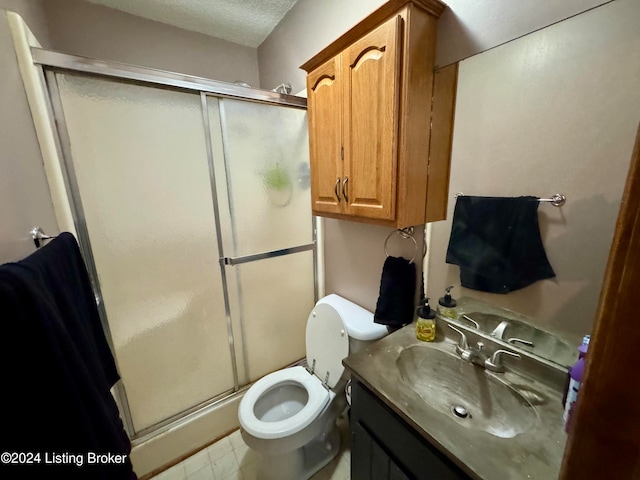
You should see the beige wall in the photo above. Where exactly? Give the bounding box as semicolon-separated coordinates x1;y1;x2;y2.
435;0;612;67
0;5;57;263
322;219;425;314
42;0;260;87
428;0;640;337
258;0;612;313
0;0;49;43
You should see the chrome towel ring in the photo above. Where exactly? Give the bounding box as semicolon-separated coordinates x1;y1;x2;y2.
384;227;418;264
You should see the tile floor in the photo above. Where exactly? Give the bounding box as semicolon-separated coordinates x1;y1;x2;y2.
149;411;351;480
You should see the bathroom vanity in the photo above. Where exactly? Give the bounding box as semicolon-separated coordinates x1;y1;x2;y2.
344;322;569;479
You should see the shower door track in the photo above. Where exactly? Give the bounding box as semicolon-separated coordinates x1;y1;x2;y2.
31;48;307;109
33;47;317;441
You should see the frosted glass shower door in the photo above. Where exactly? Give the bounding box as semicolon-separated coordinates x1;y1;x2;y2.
56;74;234;433
207;97;315;385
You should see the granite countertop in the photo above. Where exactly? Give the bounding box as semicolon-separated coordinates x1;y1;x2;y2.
343;323;568;480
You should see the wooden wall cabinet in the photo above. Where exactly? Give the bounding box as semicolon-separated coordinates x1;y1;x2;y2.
301;0;454;228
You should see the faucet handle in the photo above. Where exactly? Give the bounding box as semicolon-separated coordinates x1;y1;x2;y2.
460;314;480;329
485;349;520;373
507;337;534;347
448;324;469;354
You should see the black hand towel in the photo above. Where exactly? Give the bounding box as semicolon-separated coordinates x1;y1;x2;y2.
0;233;136;479
374;256;416;327
446;196;555;294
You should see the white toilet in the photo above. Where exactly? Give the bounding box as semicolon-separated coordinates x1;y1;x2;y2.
238;294;388;480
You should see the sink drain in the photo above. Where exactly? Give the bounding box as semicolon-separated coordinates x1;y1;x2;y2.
451;405;470;419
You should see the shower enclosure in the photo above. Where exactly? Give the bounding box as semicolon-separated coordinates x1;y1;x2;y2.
30;49;317;445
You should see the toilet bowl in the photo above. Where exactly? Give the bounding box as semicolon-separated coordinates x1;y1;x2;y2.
238;294;387;480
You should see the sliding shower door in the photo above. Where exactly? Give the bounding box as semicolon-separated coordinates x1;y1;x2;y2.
49;70;315;438
54;74;235;433
207;97;315;387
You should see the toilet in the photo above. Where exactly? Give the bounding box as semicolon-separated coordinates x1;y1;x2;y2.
238;294;388;480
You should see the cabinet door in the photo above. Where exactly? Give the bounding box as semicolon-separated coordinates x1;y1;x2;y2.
342;15;402;220
307;56;344;214
352;380;470;480
353;420;411;480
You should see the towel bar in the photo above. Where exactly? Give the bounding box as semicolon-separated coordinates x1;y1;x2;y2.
539;194;566;206
455;193;566;207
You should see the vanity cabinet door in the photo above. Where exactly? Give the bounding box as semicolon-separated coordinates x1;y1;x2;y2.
351;380;470;480
307;56;343;215
352;420;411;480
341;15;401;221
389;462;411;480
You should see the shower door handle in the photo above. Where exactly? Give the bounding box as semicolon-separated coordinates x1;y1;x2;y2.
334;177;342;202
342;177;349;203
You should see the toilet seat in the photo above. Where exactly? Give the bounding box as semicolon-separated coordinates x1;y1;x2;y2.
239;366;330;440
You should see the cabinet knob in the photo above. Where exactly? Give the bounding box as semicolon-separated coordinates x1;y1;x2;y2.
335;177;342;202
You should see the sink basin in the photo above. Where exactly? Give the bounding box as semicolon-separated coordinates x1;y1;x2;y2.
396;345;538;438
458;312;578;367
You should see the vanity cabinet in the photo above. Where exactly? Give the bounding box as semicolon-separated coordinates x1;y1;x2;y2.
301;0;453;228
350;379;470;480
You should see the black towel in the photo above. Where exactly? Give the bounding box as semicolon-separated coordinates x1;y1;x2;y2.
0;233;136;479
374;256;416;327
446;196;556;294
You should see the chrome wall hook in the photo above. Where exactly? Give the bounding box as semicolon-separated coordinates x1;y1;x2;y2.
30;226;57;248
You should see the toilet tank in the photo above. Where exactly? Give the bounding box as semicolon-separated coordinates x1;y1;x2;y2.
315;294;388;354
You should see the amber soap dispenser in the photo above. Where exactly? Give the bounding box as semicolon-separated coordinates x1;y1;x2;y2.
416;298;437;342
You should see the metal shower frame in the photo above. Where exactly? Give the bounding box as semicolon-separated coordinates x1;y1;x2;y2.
31;47;317;443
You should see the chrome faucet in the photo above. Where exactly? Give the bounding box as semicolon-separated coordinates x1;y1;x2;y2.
490;320;510;339
448;324;521;372
448;325;486;367
461;342;486;366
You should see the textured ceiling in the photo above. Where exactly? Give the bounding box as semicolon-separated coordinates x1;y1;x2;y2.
82;0;299;48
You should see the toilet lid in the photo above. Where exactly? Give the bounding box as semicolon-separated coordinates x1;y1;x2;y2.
306;303;349;388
